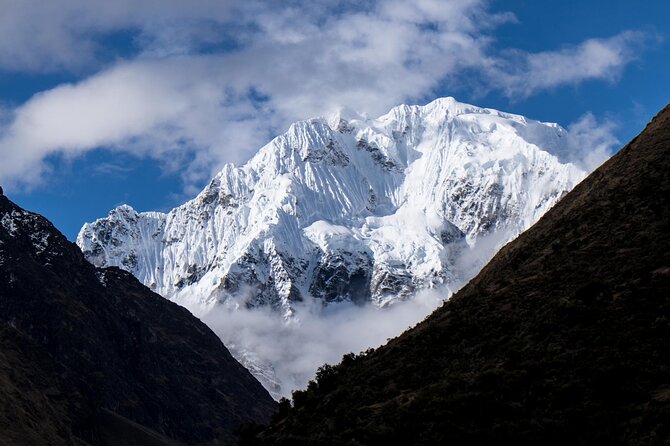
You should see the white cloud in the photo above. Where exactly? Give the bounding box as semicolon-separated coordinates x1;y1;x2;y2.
565;113;619;171
0;58;279;188
490;31;647;98
191;224;522;399
198;288;445;398
0;0;238;72
0;0;647;189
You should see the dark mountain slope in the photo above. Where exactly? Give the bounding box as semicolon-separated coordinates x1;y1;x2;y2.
0;195;276;445
251;106;670;445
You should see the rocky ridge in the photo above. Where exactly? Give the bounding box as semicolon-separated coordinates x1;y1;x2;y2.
0;195;276;445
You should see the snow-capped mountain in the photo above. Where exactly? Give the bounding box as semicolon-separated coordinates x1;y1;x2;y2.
77;97;587;397
78;97;584;317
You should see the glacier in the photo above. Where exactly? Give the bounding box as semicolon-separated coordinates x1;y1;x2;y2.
77;97;586;397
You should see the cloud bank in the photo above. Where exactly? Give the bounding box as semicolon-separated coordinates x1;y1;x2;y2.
188;225;519;399
198;288;445;399
0;0;644;189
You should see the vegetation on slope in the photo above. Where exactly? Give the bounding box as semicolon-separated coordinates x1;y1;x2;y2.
246;105;670;445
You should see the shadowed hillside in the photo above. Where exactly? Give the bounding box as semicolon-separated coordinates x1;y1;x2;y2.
248;104;670;445
0;195;277;445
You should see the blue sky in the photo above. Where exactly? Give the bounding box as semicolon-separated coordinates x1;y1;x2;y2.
0;0;668;240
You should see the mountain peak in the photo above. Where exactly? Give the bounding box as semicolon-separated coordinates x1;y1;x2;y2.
79;98;584;312
111;203;137;215
423;95;465;111
327;106;367;130
0;194;68;262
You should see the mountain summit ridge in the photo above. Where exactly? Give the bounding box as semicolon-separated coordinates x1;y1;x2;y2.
77;97;585;316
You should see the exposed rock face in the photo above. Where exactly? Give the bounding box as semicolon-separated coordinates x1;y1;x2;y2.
77;98;584;316
0;196;276;445
248;106;670;445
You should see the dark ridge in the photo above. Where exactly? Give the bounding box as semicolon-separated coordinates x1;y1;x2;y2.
0;195;276;445
249;104;670;445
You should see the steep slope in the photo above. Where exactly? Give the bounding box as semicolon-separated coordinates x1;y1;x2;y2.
77;98;584;316
248;106;670;445
0;195;276;445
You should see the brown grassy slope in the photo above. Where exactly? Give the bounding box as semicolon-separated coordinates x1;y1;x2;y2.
250;104;670;445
